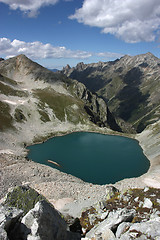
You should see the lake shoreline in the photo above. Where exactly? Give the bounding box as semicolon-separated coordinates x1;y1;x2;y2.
1;121;160;205
27;131;149;185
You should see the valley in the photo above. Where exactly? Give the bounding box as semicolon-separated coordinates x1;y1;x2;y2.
0;53;160;239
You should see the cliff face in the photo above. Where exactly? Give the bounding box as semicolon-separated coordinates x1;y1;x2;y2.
0;55;120;154
62;53;160;133
67;79;121;131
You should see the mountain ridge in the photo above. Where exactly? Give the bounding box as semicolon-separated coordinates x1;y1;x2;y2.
0;54;121;154
62;52;160;133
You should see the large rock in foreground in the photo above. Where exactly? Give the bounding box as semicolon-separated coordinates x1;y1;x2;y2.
3;185;46;216
20;200;80;240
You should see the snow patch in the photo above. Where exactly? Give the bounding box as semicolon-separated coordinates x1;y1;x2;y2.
3;100;17;105
71;104;79;110
3;99;26;105
0;149;14;154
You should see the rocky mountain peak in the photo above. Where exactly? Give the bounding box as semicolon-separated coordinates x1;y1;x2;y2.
133;52;159;65
64;64;71;70
62;52;160;133
16;54;28;59
145;51;156;57
0;54;67;85
76;62;86;71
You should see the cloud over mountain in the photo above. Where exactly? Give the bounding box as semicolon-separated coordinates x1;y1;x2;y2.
69;0;160;43
0;0;59;17
0;38;123;61
0;38;92;60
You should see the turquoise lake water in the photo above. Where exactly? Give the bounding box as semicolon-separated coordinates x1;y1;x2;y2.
27;132;150;184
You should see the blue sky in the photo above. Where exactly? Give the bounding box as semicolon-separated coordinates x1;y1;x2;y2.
0;0;160;69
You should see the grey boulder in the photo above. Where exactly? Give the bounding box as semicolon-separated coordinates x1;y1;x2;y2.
0;204;23;240
20;200;80;240
86;208;135;239
118;217;160;239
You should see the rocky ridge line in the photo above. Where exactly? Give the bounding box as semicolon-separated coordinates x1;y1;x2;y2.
62;52;160;133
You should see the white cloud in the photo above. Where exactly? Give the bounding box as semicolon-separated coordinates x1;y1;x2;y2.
0;38;123;62
0;0;59;17
96;52;123;59
0;38;92;59
69;0;160;43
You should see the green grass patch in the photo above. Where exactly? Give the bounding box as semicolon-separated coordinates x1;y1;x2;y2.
38;110;51;122
0;101;14;131
0;81;28;97
0;74;17;86
33;87;87;123
4;186;47;216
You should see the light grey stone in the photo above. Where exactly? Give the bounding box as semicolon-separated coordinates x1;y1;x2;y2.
86;208;135;238
134;197;139;202
143;187;149;192
101;228;116;240
86;227;116;240
138;201;143;207
119;217;160;239
101;211;109;220
130;218;160;238
0;227;8;240
0;205;23;231
143;198;153;208
116;222;131;238
21;200;80;240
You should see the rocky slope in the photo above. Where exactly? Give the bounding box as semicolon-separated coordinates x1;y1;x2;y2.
1;185;160;240
0;54;120;155
62;52;160;133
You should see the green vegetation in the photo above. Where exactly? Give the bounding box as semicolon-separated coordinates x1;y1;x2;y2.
0;74;17;86
80;207;103;233
4;186;47;216
33;87;87;124
100;76;124;101
0;81;28;97
0;101;14;131
38;109;50;122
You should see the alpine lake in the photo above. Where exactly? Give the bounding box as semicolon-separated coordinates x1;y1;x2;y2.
27;132;150;184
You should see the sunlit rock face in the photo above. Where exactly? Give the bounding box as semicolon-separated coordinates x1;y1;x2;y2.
0;54;120;154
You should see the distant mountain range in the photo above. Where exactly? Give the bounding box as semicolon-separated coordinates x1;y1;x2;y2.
49;68;59;72
62;52;160;133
